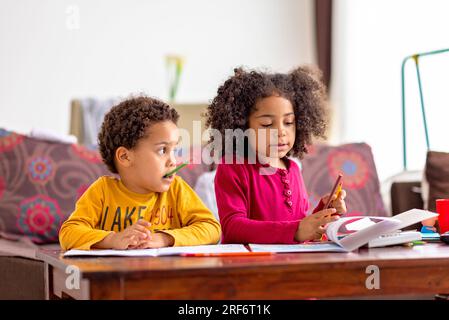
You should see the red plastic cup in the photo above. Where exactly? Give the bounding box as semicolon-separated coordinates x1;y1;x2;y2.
436;199;449;234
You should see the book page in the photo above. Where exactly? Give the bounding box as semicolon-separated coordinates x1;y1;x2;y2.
248;243;347;253
345;217;377;231
63;244;249;257
325;209;439;251
325;217;354;244
390;209;438;230
156;244;249;256
326;217;402;252
64;248;160;257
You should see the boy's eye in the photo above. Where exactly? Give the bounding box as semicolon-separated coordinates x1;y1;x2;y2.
285;122;294;126
158;147;167;155
261;123;272;128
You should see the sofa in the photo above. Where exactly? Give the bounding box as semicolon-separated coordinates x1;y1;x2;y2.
0;239;59;299
0;128;110;299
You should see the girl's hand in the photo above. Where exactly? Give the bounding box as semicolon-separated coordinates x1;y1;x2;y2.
321;189;347;215
295;209;340;242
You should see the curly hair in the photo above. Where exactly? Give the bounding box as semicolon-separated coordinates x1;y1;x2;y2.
98;96;179;173
205;66;328;159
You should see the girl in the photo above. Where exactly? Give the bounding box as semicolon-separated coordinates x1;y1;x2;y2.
206;66;347;244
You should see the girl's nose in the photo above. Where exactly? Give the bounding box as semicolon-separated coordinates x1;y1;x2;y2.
278;127;287;137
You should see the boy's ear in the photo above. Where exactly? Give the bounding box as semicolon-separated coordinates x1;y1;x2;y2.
115;147;132;168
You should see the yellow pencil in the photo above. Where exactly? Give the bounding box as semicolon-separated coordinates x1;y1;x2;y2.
336;183;342;198
323;174;343;209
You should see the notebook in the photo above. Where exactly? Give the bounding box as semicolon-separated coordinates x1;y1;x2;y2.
249;209;438;253
63;244;248;257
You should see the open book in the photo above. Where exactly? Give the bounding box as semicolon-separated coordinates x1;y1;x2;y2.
63;244;249;257
64;209;438;257
249;209;439;253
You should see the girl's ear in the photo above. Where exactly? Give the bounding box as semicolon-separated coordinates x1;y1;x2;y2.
115;146;132;169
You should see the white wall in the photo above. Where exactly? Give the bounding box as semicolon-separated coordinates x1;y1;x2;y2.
332;0;449;181
0;0;315;135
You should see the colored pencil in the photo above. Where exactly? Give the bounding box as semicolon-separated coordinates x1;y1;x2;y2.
164;162;188;178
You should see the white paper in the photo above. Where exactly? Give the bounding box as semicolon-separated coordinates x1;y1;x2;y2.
64;244;249;257
345;217;377;231
248;243;347;253
248;210;437;254
390;208;438;230
331;217;402;252
326;209;438;251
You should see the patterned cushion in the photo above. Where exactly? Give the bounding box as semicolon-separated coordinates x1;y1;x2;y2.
301;143;387;216
0;128;109;243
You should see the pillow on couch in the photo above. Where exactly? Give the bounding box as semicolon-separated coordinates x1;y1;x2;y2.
300;143;387;217
0;128;109;243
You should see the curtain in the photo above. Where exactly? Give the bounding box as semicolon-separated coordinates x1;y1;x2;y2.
315;0;333;90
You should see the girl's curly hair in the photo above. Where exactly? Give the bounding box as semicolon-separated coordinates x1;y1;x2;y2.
205;66;328;159
98;96;179;174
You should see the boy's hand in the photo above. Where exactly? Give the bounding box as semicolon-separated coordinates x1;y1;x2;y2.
321;189;347;215
94;219;152;250
295;208;340;242
130;232;175;249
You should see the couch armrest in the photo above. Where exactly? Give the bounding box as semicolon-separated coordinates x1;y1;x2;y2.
0;256;45;299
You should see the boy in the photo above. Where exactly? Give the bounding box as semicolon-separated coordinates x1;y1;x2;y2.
59;96;221;250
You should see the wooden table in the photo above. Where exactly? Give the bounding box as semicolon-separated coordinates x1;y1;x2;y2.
37;243;449;300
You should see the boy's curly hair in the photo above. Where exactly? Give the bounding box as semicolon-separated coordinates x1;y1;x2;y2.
98;96;179;173
205;66;328;159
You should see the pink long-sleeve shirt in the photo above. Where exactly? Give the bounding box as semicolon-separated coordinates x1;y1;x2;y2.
215;157;323;244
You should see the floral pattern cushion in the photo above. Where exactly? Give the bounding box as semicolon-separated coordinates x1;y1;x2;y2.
0;128;110;243
301;143;387;217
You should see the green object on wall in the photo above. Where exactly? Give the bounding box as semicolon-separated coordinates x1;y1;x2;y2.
401;48;449;170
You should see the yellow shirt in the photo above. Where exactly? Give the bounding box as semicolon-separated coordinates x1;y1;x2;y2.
59;176;221;250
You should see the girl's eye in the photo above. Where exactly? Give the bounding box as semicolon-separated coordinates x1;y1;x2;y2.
285;122;294;126
261;124;272;128
158;147;167;155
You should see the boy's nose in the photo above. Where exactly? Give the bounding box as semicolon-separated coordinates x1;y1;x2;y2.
168;153;177;167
